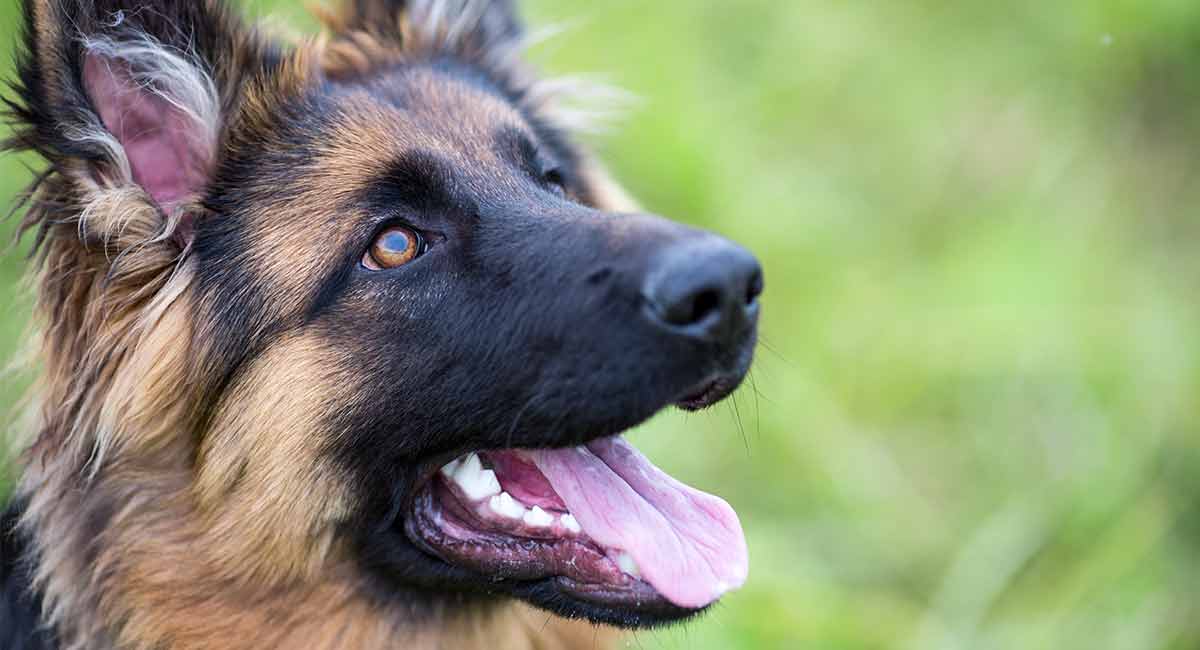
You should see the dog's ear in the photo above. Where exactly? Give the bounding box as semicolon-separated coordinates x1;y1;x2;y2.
7;0;266;248
337;0;523;42
323;0;524;71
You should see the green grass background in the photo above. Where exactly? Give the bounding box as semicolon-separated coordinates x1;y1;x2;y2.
5;1;1200;648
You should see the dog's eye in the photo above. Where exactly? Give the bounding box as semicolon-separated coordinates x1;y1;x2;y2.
542;166;567;198
363;226;424;270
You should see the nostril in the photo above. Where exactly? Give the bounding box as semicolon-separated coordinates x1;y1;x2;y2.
745;269;764;305
642;236;761;337
686;288;723;326
659;285;724;327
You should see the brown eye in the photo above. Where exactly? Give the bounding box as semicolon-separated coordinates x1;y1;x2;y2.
363;226;423;270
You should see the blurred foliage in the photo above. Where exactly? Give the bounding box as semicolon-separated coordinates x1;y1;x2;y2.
4;1;1200;648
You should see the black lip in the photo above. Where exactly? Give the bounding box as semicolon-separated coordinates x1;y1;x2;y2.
513;577;707;628
675;375;739;411
674;342;756;411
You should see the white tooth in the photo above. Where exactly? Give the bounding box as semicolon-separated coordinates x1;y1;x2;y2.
454;452;482;477
616;552;641;578
488;492;527;519
560;513;581;534
453;453;501;501
463;469;501;501
439;457;463;477
523;506;554;528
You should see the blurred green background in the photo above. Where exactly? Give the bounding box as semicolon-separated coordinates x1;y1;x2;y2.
5;1;1200;648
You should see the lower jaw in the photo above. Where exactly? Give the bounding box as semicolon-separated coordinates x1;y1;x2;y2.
507;577;705;628
403;481;695;621
407;485;624;584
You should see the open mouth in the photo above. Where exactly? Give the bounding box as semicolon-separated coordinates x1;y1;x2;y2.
405;435;748;616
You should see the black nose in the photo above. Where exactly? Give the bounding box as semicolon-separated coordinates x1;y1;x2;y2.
642;236;763;341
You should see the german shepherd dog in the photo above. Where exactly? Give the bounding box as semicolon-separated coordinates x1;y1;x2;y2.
0;1;762;647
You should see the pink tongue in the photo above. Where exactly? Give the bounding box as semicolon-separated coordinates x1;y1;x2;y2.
528;436;748;609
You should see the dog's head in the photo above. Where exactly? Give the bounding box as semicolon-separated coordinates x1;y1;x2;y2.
10;0;761;629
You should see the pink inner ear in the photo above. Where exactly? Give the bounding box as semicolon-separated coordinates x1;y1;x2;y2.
83;54;211;211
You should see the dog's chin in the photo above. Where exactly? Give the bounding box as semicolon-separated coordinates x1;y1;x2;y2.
370;372;751;629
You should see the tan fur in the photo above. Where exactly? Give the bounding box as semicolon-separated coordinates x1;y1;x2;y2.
313;0;631;135
577;154;641;214
9;1;634;648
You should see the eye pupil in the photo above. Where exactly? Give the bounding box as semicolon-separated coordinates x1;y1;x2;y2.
544;167;565;191
380;231;412;254
364;225;423;270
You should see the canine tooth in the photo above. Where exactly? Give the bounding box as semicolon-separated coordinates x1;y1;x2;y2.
488;492;527;519
453;453;501;501
456;452;483;475
560;514;581;534
439;457;463;477
523;506;554;528
616;552;641;578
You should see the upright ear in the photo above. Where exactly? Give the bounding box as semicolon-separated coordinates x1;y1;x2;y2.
324;0;524;70
6;0;265;243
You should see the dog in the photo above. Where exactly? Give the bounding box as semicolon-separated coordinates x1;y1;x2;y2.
0;1;762;648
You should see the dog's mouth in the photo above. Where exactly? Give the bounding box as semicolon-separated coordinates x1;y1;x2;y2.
404;435;748;619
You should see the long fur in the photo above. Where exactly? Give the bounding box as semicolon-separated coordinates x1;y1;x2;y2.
315;0;633;134
80;33;221;189
2;1;636;647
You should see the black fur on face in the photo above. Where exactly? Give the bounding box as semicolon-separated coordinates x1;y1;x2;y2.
187;50;760;626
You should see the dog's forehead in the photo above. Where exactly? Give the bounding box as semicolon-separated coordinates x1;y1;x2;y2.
215;64;533;315
313;65;532;190
357;65;528;144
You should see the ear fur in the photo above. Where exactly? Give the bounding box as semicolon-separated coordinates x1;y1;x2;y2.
319;0;525;79
4;0;267;251
81;36;219;212
2;1;282;466
335;0;522;43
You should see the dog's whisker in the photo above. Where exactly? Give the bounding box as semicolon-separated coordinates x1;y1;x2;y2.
504;393;541;450
749;369;763;444
729;391;750;456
